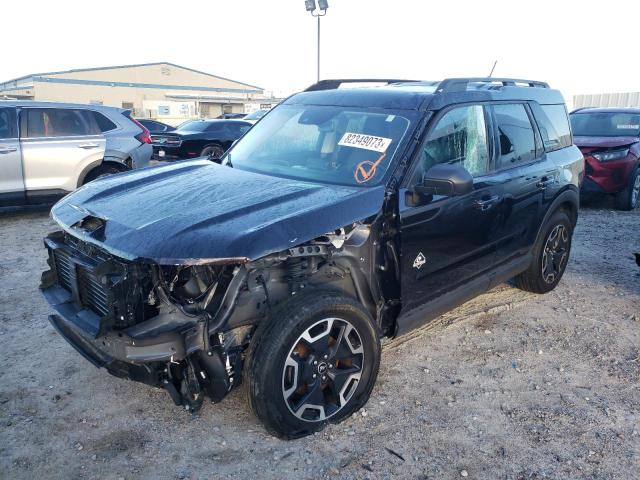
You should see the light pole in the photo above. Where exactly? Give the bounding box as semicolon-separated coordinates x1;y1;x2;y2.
304;0;329;82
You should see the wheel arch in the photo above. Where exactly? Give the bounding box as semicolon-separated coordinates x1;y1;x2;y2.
77;160;130;187
536;187;579;241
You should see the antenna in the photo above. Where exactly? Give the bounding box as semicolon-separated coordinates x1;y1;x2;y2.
488;60;498;78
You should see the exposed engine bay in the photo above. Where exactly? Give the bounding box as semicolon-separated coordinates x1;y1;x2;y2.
41;218;401;411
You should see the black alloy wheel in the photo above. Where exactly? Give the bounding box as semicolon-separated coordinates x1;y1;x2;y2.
541;223;570;284
282;317;364;422
201;144;224;160
514;211;573;294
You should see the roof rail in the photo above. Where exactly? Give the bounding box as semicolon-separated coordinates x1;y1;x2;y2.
436;77;549;93
569;107;588;114
304;79;420;92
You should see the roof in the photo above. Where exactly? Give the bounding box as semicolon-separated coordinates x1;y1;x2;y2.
0;62;263;91
0;99;126;112
571;107;640;114
286;78;565;111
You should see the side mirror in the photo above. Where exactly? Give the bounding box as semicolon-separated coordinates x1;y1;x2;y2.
405;164;473;207
416;163;474;197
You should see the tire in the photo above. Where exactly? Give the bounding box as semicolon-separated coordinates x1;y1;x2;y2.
244;290;381;439
615;167;640;211
514;211;573;294
200;144;224;161
82;164;122;185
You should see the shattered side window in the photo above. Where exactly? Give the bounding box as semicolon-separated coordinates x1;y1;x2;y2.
409;105;490;187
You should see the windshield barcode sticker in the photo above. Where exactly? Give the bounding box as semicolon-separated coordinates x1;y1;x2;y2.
338;132;393;153
617;124;639;129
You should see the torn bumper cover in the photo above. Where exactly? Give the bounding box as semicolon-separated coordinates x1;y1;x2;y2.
40;232;246;404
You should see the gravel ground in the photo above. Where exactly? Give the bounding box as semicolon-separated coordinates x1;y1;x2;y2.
0;201;638;480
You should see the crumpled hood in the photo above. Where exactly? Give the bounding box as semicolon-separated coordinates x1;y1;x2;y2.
573;135;638;152
51;160;385;264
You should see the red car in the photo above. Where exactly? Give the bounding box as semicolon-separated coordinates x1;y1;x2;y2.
570;107;640;210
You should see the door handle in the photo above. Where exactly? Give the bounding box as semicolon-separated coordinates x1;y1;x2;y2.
78;143;99;149
474;195;501;211
0;146;17;154
536;176;555;189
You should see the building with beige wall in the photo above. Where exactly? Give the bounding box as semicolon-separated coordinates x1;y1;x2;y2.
573;92;640;109
0;62;279;123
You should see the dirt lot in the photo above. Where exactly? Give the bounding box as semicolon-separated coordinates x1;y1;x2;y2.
0;201;638;480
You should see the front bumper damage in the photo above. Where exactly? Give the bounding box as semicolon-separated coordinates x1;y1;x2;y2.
40;232;249;410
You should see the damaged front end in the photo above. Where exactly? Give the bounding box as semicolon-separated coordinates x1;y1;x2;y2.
40;218;396;411
41;231;251;411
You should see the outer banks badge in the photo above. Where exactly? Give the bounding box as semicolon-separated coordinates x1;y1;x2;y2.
413;252;426;269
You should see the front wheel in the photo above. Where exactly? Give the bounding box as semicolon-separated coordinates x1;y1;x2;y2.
514;211;573;294
245;291;381;439
616;167;640;211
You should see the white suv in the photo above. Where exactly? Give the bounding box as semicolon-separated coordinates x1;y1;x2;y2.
0;101;152;206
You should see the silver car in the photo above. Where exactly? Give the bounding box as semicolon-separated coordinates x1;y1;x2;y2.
0;101;152;206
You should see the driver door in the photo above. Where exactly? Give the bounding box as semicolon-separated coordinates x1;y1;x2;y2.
396;104;504;333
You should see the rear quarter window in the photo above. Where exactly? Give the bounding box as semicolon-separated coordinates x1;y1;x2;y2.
532;104;572;151
92;111;118;132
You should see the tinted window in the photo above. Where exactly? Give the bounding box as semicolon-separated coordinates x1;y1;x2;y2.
570;111;640;137
178;121;209;133
205;123;222;133
222;122;251;137
494;104;536;167
0;107;17;139
23;108;100;138
410;105;490;186
532;104;572;151
92;111;118;132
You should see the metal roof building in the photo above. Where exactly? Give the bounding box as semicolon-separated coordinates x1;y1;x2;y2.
573;92;640;109
0;62;275;121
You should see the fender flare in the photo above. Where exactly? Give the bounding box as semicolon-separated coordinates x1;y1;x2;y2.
534;187;579;244
76;159;103;188
76;159;129;187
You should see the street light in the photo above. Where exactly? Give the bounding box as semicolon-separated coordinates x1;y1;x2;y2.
304;0;329;82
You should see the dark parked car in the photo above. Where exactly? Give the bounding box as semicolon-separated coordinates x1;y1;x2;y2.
570;107;640;210
151;119;251;160
137;119;175;134
217;113;247;119
41;78;582;439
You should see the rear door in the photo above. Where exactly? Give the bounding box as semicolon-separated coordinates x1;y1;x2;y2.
489;103;558;268
0;106;25;204
19;107;106;193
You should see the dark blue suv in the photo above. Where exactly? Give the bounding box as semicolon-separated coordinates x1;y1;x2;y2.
41;78;583;438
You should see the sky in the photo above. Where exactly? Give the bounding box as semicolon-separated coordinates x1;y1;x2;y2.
2;0;639;106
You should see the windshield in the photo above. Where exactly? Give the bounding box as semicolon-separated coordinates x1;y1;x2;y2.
571;112;640;137
244;109;269;120
177;121;210;133
226;105;413;186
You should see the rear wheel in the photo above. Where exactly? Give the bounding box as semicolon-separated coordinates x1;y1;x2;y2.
82;164;122;185
245;291;380;439
200;144;224;161
514;211;572;294
615;167;640;211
